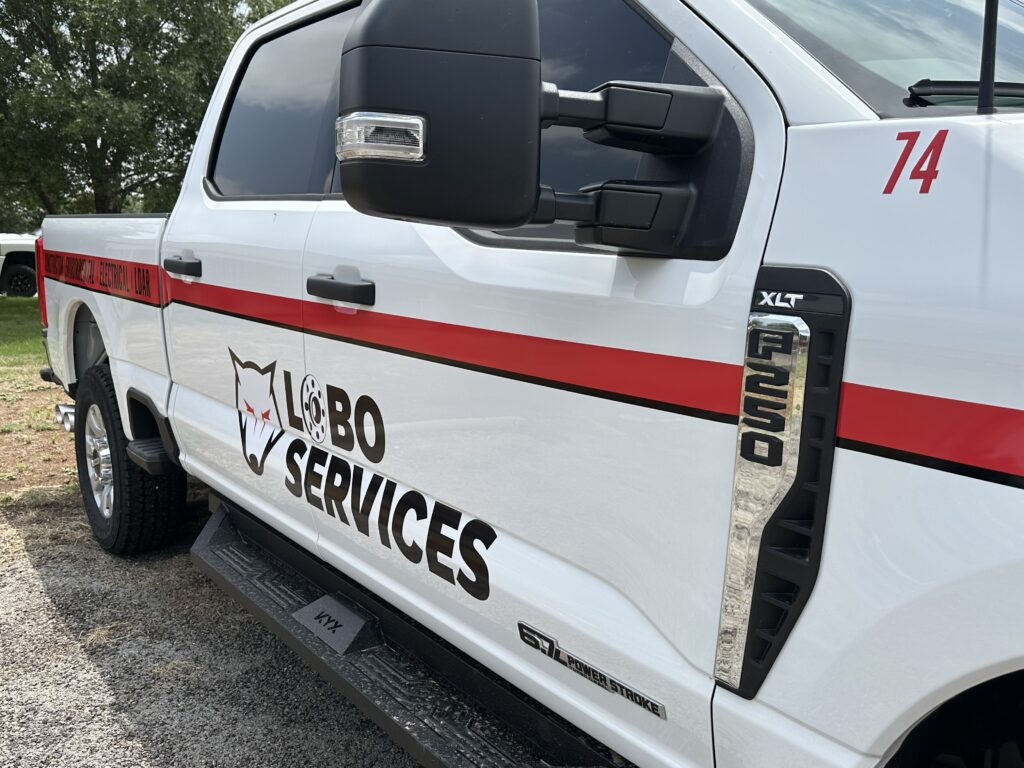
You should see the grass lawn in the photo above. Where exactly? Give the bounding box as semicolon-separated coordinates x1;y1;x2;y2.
0;297;47;374
0;296;76;495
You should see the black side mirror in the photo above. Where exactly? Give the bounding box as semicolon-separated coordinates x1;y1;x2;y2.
337;0;726;256
337;0;542;229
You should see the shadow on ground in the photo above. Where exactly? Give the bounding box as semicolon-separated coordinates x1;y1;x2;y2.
0;484;417;768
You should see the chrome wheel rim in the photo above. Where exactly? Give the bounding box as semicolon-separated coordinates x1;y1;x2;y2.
84;404;114;519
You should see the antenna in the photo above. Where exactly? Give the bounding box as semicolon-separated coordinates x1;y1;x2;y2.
978;0;1000;113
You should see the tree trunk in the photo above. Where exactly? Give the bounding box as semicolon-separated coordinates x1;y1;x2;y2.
92;184;122;214
33;184;58;215
89;149;123;213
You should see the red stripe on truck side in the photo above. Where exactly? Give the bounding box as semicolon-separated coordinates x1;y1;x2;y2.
162;270;303;327
838;383;1024;480
167;274;1024;483
303;299;744;418
163;272;744;419
43;250;162;306
45;251;1023;484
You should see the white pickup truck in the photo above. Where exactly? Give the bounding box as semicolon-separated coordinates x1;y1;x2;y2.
36;0;1024;766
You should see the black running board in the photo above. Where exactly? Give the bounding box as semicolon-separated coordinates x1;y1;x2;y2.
192;494;624;768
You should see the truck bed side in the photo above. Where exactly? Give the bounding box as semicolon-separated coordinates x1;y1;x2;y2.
40;214;170;439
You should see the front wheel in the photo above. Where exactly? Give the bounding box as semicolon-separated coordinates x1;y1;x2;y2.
75;365;186;554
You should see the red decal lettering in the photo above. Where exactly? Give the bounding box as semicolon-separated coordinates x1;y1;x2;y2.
909;129;948;194
883;131;920;194
884;129;948;195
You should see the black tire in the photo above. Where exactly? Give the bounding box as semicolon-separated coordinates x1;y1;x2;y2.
2;263;37;297
74;365;186;554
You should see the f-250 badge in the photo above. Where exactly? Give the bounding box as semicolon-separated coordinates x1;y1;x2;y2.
227;350;498;601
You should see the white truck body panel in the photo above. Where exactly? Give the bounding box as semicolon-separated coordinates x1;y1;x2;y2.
713;687;879;768
258;1;786;762
764;115;1024;408
761;449;1024;755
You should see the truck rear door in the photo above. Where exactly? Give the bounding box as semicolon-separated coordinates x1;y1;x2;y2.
297;2;786;766
163;9;360;554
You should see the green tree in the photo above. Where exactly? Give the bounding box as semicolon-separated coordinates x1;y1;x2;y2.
0;0;288;229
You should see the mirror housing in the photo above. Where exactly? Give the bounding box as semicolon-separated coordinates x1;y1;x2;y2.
337;0;542;229
337;0;729;257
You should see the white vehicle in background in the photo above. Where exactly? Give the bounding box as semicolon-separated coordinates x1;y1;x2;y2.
0;232;38;296
34;0;1024;766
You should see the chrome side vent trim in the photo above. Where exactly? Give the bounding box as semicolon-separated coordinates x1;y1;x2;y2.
715;267;851;699
715;313;809;690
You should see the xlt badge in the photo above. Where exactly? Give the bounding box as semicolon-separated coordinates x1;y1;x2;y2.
757;290;805;309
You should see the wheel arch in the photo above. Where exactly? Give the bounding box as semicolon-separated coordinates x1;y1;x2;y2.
55;299;109;399
1;250;36;274
883;668;1024;766
71;303;108;383
125;388;181;466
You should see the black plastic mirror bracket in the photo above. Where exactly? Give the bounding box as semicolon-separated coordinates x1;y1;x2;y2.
532;182;697;257
541;80;725;155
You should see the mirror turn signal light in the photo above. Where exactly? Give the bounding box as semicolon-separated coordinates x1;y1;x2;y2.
336;112;426;162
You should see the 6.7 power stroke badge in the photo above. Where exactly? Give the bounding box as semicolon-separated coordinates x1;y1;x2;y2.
518;622;666;720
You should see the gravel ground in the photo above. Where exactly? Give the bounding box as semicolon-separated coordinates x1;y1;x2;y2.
0;354;415;767
0;484;419;768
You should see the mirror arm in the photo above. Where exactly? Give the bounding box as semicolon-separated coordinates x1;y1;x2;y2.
540;80;725;155
531;182;697;258
541;82;605;130
532;186;598;225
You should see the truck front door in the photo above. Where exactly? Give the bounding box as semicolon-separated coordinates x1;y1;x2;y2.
295;2;787;765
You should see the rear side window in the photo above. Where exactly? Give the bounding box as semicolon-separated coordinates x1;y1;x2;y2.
211;10;358;198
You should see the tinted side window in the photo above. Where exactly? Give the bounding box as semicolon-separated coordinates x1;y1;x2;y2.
538;0;671;192
212;11;357;198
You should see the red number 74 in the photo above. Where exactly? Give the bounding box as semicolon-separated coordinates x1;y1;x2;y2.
883;129;949;195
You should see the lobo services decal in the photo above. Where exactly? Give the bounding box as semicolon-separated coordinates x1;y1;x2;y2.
228;350;498;601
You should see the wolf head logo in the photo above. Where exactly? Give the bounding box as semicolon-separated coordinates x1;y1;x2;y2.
230;350;284;476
